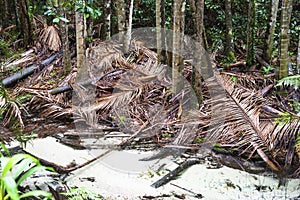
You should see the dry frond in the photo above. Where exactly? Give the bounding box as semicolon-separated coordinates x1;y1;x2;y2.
0;88;24;129
39;25;61;51
204;73;300;173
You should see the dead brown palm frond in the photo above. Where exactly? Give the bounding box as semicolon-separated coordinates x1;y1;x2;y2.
205;74;300;173
23;88;71;120
39;25;61;51
0;87;24;129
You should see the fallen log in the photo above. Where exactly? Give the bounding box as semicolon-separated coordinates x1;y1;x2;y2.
48;69;126;95
255;54;270;68
1;53;60;87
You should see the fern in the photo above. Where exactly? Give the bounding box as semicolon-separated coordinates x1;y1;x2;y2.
276;75;300;90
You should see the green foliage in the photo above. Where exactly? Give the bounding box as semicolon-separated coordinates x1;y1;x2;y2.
274;112;298;126
43;1;101;24
276;75;300;90
0;145;53;200
261;66;274;75
61;187;103;200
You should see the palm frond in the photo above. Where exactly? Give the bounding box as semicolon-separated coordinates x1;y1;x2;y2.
205;74;300;172
39;25;61;51
276;75;300;90
0;87;24;129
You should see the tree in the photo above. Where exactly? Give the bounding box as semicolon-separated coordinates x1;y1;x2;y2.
297;32;300;73
156;0;163;61
263;0;279;63
246;0;257;66
124;0;134;53
279;0;293;79
189;0;204;104
104;0;111;39
75;0;86;71
58;0;71;74
224;0;235;62
172;0;184;94
115;0;126;41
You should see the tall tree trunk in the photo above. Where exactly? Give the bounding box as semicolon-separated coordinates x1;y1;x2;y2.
224;0;235;61
297;32;300;74
75;0;86;71
18;0;32;47
195;0;204;47
104;0;111;39
263;0;279;63
192;0;204;104
2;0;10;28
279;0;293;79
59;0;71;75
246;0;257;66
116;0;126;41
172;0;184;95
124;0;134;53
156;0;162;61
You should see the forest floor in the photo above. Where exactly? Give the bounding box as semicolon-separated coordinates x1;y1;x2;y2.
1;39;300;199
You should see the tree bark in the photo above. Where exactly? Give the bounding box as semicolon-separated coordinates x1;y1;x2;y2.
59;0;71;75
172;0;184;95
297;31;300;74
263;0;279;63
189;0;204;105
246;0;257;66
116;0;126;41
104;0;111;39
18;0;32;47
75;0;86;71
156;0;162;61
279;0;293;79
224;0;235;61
124;0;134;53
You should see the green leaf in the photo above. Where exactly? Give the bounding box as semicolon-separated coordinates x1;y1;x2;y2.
3;176;19;200
2;154;39;177
13;158;33;180
53;18;60;23
16;166;53;186
20;190;52;199
84;13;90;18
0;143;10;157
60;17;69;23
76;8;85;13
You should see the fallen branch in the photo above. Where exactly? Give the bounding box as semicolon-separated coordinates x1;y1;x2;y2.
1;53;60;87
151;158;200;188
255;54;270;68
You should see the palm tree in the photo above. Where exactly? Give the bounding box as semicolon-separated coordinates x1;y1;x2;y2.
279;0;293;79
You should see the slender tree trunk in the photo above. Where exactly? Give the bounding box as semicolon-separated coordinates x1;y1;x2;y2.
263;0;279;63
195;0;204;47
18;0;32;47
279;0;293;79
2;0;10;27
124;0;134;53
246;0;257;66
156;0;162;61
75;0;86;71
191;0;204;105
59;0;71;75
172;0;184;94
297;32;300;73
224;0;235;61
104;0;111;39
116;0;126;41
